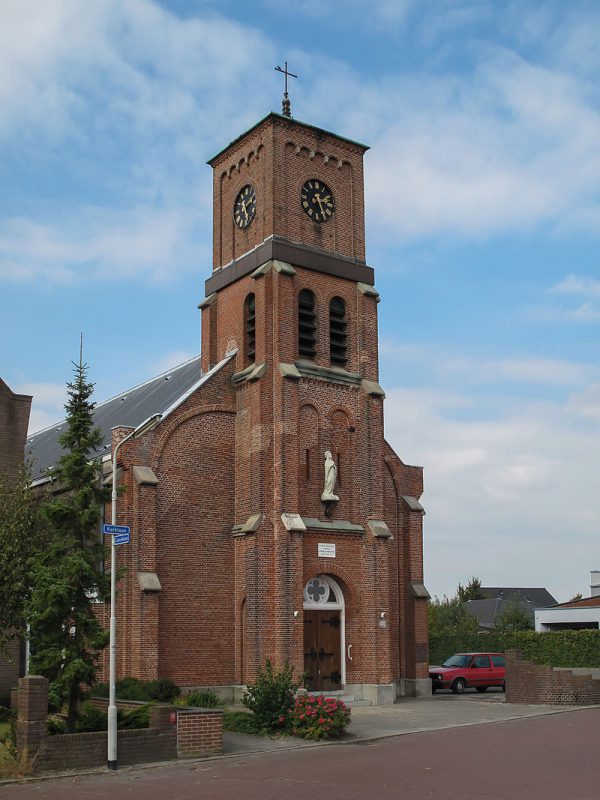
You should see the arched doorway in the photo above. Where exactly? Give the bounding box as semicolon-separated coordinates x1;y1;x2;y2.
303;575;345;691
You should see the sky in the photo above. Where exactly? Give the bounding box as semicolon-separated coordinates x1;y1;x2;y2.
2;0;600;603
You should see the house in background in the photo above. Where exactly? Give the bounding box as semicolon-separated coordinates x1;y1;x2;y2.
535;572;600;631
465;587;558;631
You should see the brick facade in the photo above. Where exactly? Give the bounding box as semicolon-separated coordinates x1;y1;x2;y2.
0;379;31;705
506;650;600;705
97;113;429;701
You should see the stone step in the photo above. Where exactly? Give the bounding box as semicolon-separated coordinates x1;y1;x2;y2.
553;667;600;680
305;690;372;707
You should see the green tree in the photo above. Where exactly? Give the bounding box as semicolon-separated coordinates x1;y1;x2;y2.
457;576;487;603
428;595;479;637
495;600;534;632
26;354;110;732
0;466;48;652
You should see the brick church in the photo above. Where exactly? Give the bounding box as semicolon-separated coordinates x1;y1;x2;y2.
25;109;430;703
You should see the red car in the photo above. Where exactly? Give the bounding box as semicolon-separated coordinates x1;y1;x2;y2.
429;652;506;694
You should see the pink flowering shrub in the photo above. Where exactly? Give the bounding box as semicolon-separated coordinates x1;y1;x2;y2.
287;694;351;740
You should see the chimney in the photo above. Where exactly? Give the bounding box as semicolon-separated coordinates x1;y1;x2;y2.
591;571;600;597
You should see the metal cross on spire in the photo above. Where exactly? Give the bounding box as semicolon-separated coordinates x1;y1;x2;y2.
275;62;298;118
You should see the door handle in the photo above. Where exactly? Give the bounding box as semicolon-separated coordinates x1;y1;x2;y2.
347;644;353;661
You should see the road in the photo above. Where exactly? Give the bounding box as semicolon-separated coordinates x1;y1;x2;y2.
2;706;598;800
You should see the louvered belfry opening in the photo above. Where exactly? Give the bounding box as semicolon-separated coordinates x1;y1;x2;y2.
244;293;256;364
329;296;347;366
298;289;317;359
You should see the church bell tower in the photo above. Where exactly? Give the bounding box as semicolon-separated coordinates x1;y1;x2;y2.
199;110;429;700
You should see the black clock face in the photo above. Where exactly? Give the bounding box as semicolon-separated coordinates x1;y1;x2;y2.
301;179;335;222
234;185;257;229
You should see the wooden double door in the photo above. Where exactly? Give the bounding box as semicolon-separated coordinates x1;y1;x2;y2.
303;609;342;691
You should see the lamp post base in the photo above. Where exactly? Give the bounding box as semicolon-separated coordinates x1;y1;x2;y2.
107;760;117;770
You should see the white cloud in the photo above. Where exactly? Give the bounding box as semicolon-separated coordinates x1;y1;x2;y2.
148;350;196;374
384;379;600;602
0;208;205;284
15;382;67;435
549;275;600;298
381;339;596;386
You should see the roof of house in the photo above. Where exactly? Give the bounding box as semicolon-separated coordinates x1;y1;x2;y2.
25;353;233;482
464;597;539;629
550;595;600;609
480;587;558;607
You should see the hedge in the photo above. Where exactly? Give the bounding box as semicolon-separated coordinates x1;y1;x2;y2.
430;630;600;668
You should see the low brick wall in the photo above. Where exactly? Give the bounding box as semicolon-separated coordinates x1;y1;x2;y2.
35;725;177;772
88;696;150;711
506;649;600;705
177;708;223;758
16;677;223;773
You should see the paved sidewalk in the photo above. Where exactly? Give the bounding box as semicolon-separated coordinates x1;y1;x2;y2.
223;690;587;755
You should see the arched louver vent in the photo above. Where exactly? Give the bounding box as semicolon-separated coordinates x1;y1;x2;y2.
244;293;256;364
298;290;316;359
329;297;347;366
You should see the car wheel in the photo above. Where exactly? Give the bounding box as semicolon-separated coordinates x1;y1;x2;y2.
501;682;506;692
476;686;487;693
431;686;436;693
452;678;466;695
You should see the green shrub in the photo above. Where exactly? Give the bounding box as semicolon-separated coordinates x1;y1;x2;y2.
75;703;107;733
288;694;351;739
222;710;261;735
47;717;67;735
241;660;302;733
91;677;180;703
429;629;600;668
184;689;223;708
146;678;179;702
0;706;13;723
118;706;149;729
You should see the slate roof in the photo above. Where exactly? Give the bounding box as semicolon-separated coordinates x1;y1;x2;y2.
480;587;558;607
464;597;538;629
25;354;233;483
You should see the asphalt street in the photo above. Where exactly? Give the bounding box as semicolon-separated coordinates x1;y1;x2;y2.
2;702;598;800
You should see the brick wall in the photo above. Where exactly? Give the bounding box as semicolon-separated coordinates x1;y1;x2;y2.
16;677;222;773
506;649;600;705
177;708;223;758
0;378;31;480
210;114;367;269
0;379;31;702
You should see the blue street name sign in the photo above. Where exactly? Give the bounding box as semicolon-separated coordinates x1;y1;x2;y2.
114;532;130;546
103;524;130;536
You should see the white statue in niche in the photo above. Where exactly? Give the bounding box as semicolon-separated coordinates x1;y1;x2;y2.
321;450;339;502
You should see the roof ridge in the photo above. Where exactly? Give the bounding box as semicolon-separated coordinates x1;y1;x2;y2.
27;354;201;440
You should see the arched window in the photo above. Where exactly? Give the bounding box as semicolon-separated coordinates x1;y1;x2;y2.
244;293;256;364
298;290;316;359
329;297;347;366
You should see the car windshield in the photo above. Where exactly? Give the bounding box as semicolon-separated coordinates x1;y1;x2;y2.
442;654;471;668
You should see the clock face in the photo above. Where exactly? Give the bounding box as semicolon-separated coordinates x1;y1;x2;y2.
301;179;335;222
234;185;257;229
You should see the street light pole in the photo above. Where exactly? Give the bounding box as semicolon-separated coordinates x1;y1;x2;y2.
107;413;162;771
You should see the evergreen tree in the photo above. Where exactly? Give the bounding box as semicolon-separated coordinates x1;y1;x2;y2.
457;576;487;603
0;465;48;651
27;353;110;731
